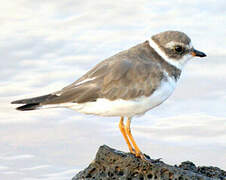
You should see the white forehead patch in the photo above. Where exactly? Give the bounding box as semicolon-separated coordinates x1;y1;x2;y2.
149;39;193;70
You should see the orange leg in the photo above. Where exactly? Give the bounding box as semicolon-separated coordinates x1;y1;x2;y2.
125;117;142;157
119;117;135;154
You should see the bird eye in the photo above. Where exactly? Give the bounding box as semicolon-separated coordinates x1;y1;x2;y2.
174;46;183;53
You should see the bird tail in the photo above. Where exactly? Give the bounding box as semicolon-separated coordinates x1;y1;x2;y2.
11;94;56;111
15;103;40;111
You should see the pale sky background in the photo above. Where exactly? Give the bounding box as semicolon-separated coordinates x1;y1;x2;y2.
0;0;226;179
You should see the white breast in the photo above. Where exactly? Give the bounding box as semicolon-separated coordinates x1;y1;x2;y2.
61;71;178;117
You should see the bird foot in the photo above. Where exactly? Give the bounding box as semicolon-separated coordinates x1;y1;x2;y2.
135;152;162;164
129;148;136;155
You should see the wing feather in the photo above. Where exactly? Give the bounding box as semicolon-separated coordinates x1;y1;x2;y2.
12;41;169;110
42;42;163;104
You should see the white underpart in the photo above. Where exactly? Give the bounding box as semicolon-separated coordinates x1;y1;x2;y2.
149;39;193;70
45;71;177;117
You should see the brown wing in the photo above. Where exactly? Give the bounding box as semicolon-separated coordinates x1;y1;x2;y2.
99;58;163;100
40;41;164;105
12;41;179;111
41;59;162;105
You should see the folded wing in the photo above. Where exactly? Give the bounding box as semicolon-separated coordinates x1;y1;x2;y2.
12;42;163;110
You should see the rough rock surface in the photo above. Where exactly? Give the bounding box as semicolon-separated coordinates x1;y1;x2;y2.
72;145;226;180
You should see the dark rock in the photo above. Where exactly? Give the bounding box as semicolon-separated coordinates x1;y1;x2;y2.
179;161;197;172
197;166;226;179
72;145;226;180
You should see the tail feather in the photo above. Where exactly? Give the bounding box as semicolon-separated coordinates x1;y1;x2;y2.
16;103;40;111
11;94;58;111
11;94;54;104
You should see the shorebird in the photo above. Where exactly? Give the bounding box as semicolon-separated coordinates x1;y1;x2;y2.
12;31;206;158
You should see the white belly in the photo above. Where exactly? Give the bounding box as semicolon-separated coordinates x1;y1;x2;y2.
64;75;177;117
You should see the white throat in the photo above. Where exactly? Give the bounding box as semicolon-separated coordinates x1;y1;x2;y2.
148;39;193;70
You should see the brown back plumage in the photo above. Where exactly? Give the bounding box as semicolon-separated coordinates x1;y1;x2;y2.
40;41;181;105
12;40;181;110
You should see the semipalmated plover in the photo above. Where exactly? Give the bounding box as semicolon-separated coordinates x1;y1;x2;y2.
12;31;206;158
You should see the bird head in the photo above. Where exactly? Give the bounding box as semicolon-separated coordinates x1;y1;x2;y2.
151;31;206;69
